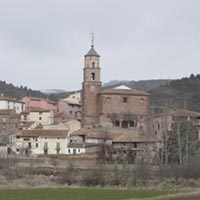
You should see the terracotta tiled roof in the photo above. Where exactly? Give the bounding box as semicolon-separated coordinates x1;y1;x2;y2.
70;129;94;136
0;96;25;104
155;109;200;118
71;128;159;143
25;96;56;104
29;107;51;112
0;109;15;114
71;128;123;140
20;129;68;137
67;143;98;148
0;109;20;118
99;88;150;96
70;129;101;138
21;107;51;114
112;131;157;143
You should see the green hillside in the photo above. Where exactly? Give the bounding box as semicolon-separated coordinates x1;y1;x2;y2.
150;74;200;112
0;81;70;102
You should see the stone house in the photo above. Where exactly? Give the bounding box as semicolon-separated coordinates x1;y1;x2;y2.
68;127;159;163
58;99;81;120
0;109;20;133
153;108;200;141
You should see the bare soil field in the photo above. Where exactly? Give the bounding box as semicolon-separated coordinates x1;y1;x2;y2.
145;193;200;200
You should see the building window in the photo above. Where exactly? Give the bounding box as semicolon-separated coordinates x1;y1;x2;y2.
122;120;129;128
70;111;73;115
114;120;120;127
157;123;160;131
23;115;27;120
129;121;135;127
44;142;48;154
56;142;60;154
68;149;71;154
91;73;95;80
36;143;39;148
39;117;42;120
2;123;6;130
123;97;128;103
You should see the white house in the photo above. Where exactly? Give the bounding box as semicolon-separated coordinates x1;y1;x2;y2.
21;108;54;125
0;96;25;114
11;129;68;155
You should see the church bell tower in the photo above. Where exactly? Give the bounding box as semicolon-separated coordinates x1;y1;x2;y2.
81;38;101;128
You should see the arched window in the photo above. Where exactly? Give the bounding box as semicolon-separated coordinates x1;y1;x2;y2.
129;121;135;127
92;62;95;68
114;120;120;127
91;73;95;80
122;120;129;128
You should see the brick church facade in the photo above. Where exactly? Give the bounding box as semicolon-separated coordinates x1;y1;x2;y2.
81;44;150;131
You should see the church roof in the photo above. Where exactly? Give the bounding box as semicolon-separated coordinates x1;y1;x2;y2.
100;85;150;96
85;45;100;57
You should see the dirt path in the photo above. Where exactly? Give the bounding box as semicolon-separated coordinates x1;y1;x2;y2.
134;193;200;200
167;194;200;200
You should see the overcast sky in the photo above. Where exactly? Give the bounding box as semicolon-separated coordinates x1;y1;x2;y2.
0;0;199;91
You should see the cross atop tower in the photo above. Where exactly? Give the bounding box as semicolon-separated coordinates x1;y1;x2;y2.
91;30;95;47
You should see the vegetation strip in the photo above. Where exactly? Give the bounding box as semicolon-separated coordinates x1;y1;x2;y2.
0;187;179;200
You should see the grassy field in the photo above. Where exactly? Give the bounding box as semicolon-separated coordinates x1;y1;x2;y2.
0;187;179;200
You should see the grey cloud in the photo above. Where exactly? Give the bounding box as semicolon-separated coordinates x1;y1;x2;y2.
0;0;200;90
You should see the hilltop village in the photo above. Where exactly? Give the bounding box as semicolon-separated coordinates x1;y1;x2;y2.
0;44;200;165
